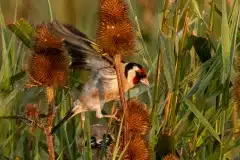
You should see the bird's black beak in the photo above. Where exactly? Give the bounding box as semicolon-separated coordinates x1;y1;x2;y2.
140;78;150;87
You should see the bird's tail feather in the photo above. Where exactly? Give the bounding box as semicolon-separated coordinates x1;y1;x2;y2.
51;109;75;134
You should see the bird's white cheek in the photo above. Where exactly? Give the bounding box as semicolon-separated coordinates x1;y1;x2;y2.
127;70;136;84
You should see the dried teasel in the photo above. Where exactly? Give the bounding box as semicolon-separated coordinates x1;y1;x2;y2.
27;24;70;87
25;104;40;132
234;57;240;103
117;99;150;136
125;136;149;160
97;0;136;56
34;24;64;51
97;21;135;56
99;0;129;24
110;136;149;160
234;73;240;103
163;153;179;160
25;104;40;120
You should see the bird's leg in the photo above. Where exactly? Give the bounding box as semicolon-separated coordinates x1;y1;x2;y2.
96;109;120;121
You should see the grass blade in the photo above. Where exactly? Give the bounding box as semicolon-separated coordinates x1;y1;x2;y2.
182;95;221;143
221;0;231;83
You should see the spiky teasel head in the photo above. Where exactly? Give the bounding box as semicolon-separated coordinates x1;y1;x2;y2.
109;135;150;160
97;0;136;56
28;53;69;87
163;154;179;160
97;21;135;56
99;0;128;24
27;24;70;87
233;73;240;103
234;57;240;103
34;24;64;51
125;136;150;160
117;99;150;136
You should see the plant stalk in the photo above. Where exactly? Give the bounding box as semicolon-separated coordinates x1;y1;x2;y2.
47;0;53;21
44;86;55;160
162;0;170;34
114;54;129;147
169;8;189;128
232;103;238;140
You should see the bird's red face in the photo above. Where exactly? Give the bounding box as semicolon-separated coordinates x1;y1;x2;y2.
125;63;150;87
133;68;149;86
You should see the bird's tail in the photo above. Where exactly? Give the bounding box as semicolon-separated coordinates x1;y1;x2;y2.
51;109;75;134
51;100;85;134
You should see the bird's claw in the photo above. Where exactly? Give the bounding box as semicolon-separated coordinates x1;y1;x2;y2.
110;109;120;122
102;109;120;121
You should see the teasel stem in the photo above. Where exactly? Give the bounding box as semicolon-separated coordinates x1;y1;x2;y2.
162;0;170;33
162;92;172;134
169;8;189;129
44;86;55;160
47;0;53;21
114;54;129;148
152;0;170;122
232;102;238;140
209;0;215;32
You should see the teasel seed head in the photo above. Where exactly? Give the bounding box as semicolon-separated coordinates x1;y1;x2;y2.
97;21;135;56
34;23;64;51
126;136;149;160
234;74;240;103
234;57;240;103
99;0;128;24
27;24;70;87
112;136;149;160
97;0;136;56
117;99;150;136
163;154;179;160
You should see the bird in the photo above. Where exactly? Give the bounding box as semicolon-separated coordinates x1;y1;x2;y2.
86;124;114;160
87;124;113;149
49;20;150;134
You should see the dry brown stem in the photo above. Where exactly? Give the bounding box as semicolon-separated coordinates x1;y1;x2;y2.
114;54;129;147
44;86;55;160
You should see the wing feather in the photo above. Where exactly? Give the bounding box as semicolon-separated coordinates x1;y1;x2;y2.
49;20;113;71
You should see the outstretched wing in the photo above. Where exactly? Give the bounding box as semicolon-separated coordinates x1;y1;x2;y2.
49;20;113;71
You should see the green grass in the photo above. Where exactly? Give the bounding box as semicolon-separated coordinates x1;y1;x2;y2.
1;0;240;159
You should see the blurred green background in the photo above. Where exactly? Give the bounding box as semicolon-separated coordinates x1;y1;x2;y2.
0;0;231;37
1;0;240;160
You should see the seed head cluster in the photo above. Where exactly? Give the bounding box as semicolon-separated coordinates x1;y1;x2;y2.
111;99;151;160
27;24;70;87
97;0;136;56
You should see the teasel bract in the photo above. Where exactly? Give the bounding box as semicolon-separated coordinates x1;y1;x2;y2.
163;153;179;160
109;99;151;160
27;24;70;89
97;0;136;56
118;135;150;160
233;58;240;103
117;99;150;136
